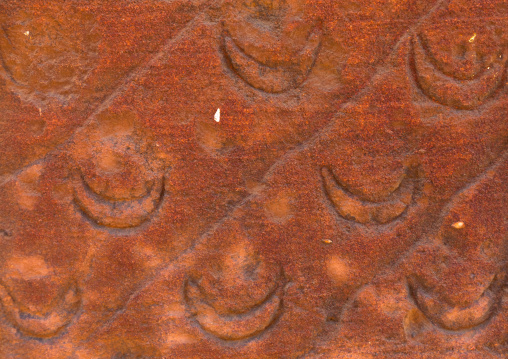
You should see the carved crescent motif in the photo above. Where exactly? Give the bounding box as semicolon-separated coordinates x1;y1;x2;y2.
73;173;165;229
321;167;415;225
0;282;81;339
221;29;322;93
408;273;506;331
411;35;507;110
185;278;284;341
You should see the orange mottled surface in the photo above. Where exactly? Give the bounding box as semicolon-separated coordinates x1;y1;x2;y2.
0;0;506;358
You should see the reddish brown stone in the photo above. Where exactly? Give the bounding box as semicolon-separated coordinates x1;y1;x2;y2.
0;0;507;358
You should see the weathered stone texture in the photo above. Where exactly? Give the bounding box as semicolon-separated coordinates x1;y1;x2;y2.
0;0;507;358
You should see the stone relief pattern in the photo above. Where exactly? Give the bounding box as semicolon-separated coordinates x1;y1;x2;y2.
0;0;506;358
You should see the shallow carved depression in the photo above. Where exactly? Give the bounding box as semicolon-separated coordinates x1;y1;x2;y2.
0;280;81;339
220;0;322;93
184;244;286;343
221;27;322;93
321;167;419;225
411;33;507;110
73;171;166;229
408;272;507;332
185;276;285;342
70;120;169;230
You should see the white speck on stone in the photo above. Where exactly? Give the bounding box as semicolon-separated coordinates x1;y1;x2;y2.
214;108;220;123
452;221;465;229
24;31;30;36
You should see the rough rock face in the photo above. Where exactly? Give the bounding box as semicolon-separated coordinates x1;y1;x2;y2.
0;1;506;358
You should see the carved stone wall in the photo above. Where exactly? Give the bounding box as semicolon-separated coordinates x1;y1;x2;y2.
0;1;506;358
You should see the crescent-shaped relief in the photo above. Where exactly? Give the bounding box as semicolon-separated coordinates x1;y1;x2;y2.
184;241;286;344
321;167;417;225
408;272;506;332
72;172;166;230
221;28;322;93
406;150;508;333
0;281;81;339
411;34;507;110
184;277;284;342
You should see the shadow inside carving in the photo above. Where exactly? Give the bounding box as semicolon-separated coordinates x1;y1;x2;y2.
407;272;506;332
321;167;419;225
184;272;285;342
0;281;81;339
72;172;166;230
220;28;322;94
410;34;507;110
